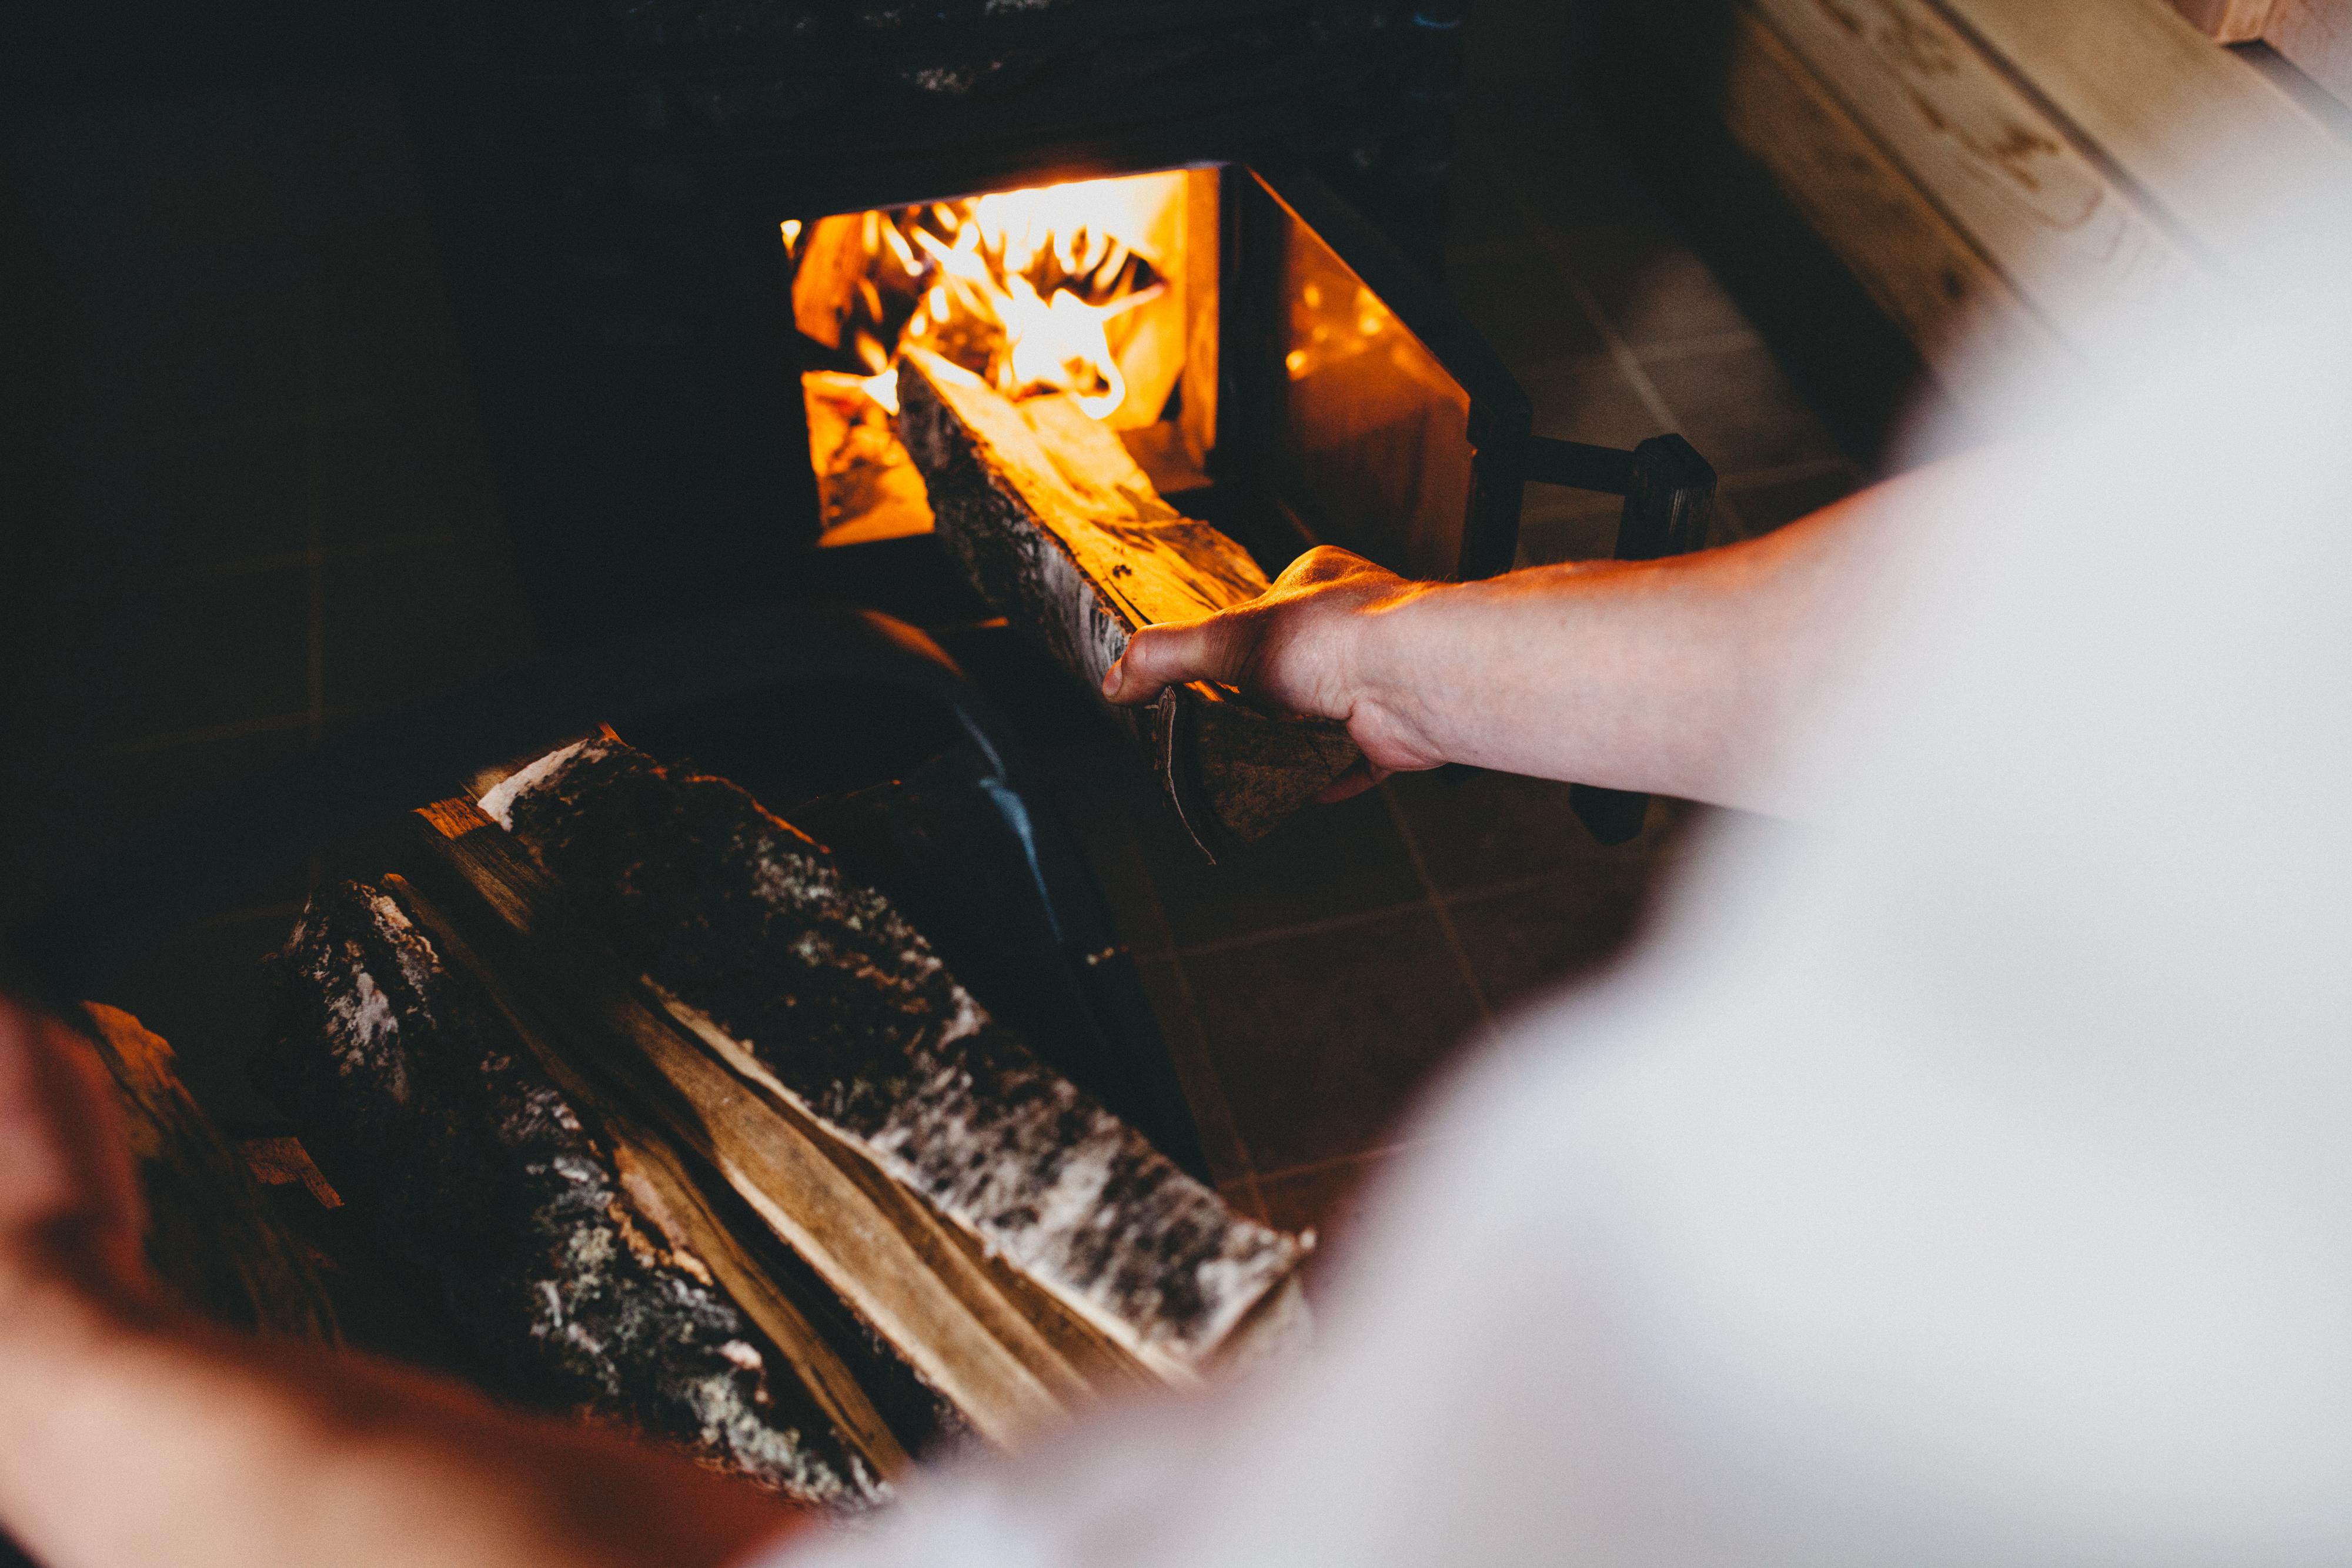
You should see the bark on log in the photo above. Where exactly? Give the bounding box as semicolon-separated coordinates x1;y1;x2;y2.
895;347;1358;851
479;737;1310;1386
394;807;1077;1449
265;880;887;1507
78;1004;339;1342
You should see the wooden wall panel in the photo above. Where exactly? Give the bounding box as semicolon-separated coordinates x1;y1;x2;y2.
1719;5;2060;406
1746;0;2218;335
1938;0;2352;275
2266;0;2352;106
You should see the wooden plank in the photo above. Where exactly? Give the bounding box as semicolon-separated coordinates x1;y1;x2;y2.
896;348;1359;849
2268;0;2352;107
1932;0;2352;272
2169;0;2279;42
1721;2;2062;403
403;801;1085;1447
1750;0;2220;336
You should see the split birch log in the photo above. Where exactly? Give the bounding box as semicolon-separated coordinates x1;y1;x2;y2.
895;347;1359;850
479;737;1312;1393
265;880;891;1507
76;1004;339;1342
395;803;1082;1449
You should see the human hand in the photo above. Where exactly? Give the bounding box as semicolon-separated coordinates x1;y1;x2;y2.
0;996;147;1322
1101;546;1449;800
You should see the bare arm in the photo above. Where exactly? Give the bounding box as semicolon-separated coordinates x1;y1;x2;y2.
0;995;802;1568
1106;463;1945;816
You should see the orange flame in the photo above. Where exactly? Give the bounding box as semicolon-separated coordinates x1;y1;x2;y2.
806;176;1177;425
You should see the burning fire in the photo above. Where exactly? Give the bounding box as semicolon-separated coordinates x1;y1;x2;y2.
787;175;1181;428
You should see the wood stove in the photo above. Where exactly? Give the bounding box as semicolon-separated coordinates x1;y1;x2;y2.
792;156;1528;622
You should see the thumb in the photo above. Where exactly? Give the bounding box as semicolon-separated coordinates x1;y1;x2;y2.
1102;611;1255;704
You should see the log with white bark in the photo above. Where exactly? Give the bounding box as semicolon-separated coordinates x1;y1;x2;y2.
895;347;1359;851
477;737;1312;1396
266;880;893;1507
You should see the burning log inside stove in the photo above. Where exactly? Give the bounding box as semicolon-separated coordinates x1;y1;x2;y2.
265;737;1307;1485
896;349;1359;850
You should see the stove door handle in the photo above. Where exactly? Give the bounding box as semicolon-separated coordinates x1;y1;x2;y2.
1524;433;1718;845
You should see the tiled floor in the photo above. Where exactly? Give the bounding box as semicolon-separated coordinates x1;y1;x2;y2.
2;34;1866;1271
1057;48;1867;1260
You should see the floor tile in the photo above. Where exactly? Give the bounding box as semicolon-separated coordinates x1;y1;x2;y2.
1181;907;1485;1173
1385;768;1655;897
1521;356;1666;451
1563;228;1756;352
317;399;503;549
1443;864;1659;1016
48;569;309;750
1722;463;1861;541
1137;784;1426;952
1132;954;1254;1187
1643;344;1846;479
1445;246;1608;377
1258;1147;1406;1261
324;545;532;717
1516;486;1622;566
65;419;309;573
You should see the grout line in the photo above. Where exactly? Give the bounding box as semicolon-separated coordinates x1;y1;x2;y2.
1170;896;1432;960
99;711;316;757
1145;947;1259;1191
1218;1171;1271;1225
1718;455;1862;493
1167;863;1625;965
192;527;463;583
1633;328;1766;363
303;292;328;746
1255;1136;1434;1187
1468;126;1686;435
1377;783;1494;1025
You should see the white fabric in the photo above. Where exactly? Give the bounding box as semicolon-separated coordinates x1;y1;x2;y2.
769;139;2352;1567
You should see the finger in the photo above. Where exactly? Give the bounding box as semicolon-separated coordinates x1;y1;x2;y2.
1275;545;1374;589
1102;612;1255;705
1313;758;1395;804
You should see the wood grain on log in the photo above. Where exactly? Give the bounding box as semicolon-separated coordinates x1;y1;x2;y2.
395;806;1082;1448
478;738;1311;1386
265;880;887;1507
894;347;1358;850
78;1005;339;1343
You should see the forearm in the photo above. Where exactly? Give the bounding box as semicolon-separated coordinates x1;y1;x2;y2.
0;1282;800;1568
1351;469;1925;814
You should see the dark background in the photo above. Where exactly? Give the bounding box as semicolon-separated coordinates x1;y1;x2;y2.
0;0;1924;1268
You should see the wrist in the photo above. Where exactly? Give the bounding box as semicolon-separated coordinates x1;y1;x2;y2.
1337;580;1456;767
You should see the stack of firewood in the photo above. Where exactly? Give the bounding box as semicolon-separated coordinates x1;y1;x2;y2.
265;737;1309;1509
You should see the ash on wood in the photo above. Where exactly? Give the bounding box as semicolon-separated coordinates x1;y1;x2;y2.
894;347;1358;851
479;737;1310;1388
265;881;888;1509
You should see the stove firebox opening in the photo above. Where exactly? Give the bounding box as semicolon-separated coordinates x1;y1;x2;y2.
789;167;1219;550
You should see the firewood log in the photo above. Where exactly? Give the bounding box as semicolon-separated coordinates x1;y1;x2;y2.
391;808;1081;1449
76;1004;339;1342
265;881;891;1507
894;347;1359;851
477;737;1311;1391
